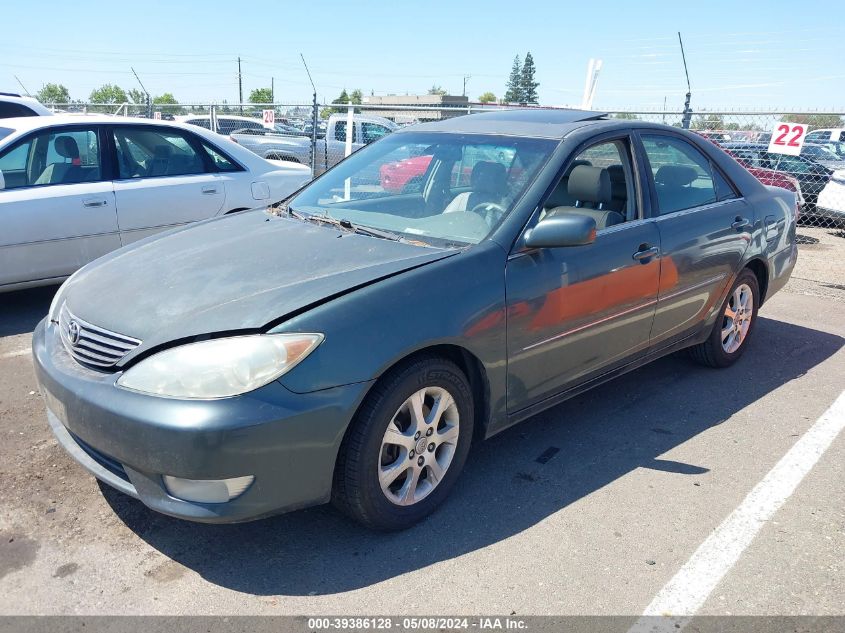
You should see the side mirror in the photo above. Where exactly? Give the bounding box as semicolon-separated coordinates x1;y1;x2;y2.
524;214;597;249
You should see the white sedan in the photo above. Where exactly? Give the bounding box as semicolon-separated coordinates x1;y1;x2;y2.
0;115;311;292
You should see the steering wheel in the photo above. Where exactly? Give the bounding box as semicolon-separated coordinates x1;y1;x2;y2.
470;202;506;227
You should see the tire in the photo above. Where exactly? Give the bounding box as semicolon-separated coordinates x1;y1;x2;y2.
332;355;474;530
688;269;759;368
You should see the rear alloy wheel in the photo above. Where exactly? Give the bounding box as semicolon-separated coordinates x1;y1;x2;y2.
332;356;473;530
689;269;759;368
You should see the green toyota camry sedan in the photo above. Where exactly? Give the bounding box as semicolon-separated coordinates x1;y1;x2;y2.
33;109;798;530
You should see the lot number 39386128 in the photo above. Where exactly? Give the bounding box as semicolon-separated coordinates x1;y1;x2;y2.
767;122;808;156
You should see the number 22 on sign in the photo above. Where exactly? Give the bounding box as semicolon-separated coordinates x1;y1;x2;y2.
767;122;807;156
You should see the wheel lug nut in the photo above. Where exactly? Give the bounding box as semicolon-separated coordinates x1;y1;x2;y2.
414;431;421;440
409;450;415;458
428;443;435;452
426;428;433;436
417;456;424;466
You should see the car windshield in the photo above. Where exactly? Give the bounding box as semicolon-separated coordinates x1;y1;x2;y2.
805;145;840;160
0;127;14;142
289;132;556;245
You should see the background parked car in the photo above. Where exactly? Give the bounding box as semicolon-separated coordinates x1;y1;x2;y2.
177;114;268;136
805;128;845;143
720;142;835;217
800;143;845;170
0;115;311;292
0;92;53;118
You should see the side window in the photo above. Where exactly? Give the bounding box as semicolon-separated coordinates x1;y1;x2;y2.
0;102;37;118
540;139;636;226
712;168;737;201
202;142;242;172
361;123;391;144
641;135;718;215
113;127;207;179
185;118;211;130
0;127;101;189
334;121;357;143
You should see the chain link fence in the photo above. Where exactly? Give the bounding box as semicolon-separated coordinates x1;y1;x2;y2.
45;102;845;231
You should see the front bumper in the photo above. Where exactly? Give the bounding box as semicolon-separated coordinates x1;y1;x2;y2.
33;318;372;523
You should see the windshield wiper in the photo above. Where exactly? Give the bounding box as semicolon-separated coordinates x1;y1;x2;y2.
302;215;406;242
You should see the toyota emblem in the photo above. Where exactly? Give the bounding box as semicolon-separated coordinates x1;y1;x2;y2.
67;320;81;346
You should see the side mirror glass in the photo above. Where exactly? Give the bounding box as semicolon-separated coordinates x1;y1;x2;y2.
524;214;597;249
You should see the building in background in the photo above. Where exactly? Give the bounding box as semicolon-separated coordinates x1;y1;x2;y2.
362;94;469;122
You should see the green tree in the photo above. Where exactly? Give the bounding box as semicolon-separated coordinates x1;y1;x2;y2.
89;84;128;105
350;89;363;104
478;92;497;104
249;87;274;104
504;55;523;103
35;83;71;105
613;112;640;120
152;93;182;116
427;85;447;96
782;113;844;130
691;113;726;131
520;52;539;104
127;88;146;105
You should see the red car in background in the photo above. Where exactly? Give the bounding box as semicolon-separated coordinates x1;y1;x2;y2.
380;154;433;192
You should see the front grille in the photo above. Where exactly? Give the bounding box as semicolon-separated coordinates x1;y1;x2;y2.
69;431;129;482
58;304;141;369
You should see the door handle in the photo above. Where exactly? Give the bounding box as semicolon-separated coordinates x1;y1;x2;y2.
82;198;107;208
731;216;750;231
632;245;659;262
201;186;219;194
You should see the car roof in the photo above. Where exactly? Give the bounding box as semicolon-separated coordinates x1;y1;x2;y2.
399;108;609;138
0;113;209;135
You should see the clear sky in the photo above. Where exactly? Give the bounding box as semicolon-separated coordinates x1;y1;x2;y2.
2;0;843;112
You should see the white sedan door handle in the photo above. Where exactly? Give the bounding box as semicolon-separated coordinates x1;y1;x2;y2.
201;186;219;195
82;198;108;208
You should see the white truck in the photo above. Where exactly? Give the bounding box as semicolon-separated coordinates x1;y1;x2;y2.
229;113;397;174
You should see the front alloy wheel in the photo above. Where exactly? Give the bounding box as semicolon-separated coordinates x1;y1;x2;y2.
333;356;474;530
379;387;460;506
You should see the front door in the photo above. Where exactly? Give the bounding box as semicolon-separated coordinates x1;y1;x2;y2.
637;133;752;347
0;125;120;287
505;136;661;413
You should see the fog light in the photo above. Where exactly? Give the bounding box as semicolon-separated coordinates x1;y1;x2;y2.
163;475;254;503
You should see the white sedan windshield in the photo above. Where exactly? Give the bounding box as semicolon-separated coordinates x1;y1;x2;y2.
290;132;556;245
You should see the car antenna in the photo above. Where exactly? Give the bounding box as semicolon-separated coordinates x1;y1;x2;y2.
678;32;693;130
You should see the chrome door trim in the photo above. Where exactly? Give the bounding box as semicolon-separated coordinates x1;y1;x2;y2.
658;272;728;302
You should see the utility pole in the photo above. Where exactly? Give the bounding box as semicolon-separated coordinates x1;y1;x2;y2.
14;75;30;96
271;77;274;103
678;32;693;129
462;75;471;97
131;67;151;118
238;57;244;114
301;54;318;176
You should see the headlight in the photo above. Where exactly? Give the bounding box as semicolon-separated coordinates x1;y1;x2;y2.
116;333;323;399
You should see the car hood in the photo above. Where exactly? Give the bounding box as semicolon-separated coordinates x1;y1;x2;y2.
60;211;455;362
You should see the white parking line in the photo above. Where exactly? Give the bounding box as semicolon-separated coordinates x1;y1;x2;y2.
0;349;30;360
630;389;845;630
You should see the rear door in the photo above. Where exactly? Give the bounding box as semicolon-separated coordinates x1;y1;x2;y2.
0;125;119;287
637;132;751;348
110;125;225;245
